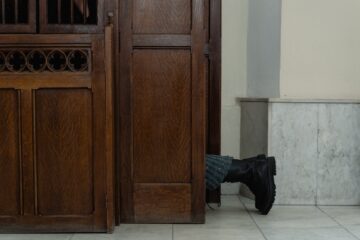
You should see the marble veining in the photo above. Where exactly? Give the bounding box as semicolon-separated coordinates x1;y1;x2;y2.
269;103;318;205
317;104;360;205
240;100;360;205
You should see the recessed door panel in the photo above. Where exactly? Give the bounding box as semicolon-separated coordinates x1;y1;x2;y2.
0;89;20;216
134;184;192;223
133;0;191;34
35;89;94;216
133;50;192;183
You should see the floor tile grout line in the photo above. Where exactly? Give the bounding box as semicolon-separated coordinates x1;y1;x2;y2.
172;224;174;240
316;206;360;240
238;195;269;240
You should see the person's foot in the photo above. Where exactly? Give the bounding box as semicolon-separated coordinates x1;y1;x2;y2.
223;155;276;215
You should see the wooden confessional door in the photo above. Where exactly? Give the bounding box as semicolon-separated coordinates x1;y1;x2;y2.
118;0;207;223
0;30;114;232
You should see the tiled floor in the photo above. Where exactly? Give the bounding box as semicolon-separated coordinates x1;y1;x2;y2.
1;196;360;240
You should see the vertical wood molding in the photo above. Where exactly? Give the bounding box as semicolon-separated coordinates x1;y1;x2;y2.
206;0;222;204
119;0;135;223
191;0;207;223
20;89;36;216
105;23;115;232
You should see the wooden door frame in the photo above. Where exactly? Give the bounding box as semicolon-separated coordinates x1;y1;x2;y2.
206;0;222;204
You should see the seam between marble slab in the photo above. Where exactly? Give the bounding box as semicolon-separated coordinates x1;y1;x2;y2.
315;104;320;206
267;103;272;156
317;206;360;240
172;224;174;240
238;195;268;240
238;98;360;104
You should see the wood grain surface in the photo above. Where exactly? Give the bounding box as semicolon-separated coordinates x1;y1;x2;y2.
35;89;94;216
133;0;191;34
133;50;192;183
134;184;192;223
0;90;20;216
119;0;207;224
0;34;114;232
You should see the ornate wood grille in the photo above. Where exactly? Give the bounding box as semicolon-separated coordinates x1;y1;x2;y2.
0;0;104;33
0;0;29;24
47;0;98;25
0;0;36;33
0;48;91;73
40;0;104;33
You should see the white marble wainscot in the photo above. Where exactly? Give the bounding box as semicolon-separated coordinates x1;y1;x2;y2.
238;98;360;205
317;104;360;205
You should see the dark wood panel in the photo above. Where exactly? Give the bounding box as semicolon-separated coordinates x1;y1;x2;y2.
0;74;91;90
133;34;191;47
133;50;192;183
207;0;221;155
0;216;106;233
113;0;122;226
118;0;134;223
190;0;207;223
90;36;111;231
0;89;20;216
20;90;36;216
0;34;93;44
206;0;222;204
133;0;191;34
104;24;115;231
35;89;94;216
119;0;206;224
134;184;191;223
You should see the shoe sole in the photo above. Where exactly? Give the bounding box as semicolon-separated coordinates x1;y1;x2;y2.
260;157;276;215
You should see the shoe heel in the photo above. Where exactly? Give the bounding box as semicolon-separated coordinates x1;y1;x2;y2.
268;157;277;176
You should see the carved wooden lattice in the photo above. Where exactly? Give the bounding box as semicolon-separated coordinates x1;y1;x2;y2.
47;0;98;25
0;0;29;24
0;0;102;33
40;0;104;33
0;0;98;25
0;48;91;73
0;0;36;33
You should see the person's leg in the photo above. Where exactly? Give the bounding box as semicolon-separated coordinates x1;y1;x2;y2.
223;155;276;215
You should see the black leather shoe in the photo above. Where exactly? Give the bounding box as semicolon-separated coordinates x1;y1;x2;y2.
223;155;276;215
254;156;276;215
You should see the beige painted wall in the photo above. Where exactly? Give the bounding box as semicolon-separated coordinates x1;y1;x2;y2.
222;0;248;105
221;0;248;194
281;0;360;99
221;0;281;99
221;0;248;159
